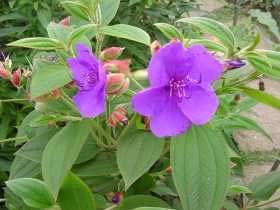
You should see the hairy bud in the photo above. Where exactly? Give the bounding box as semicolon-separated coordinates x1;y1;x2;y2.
106;73;129;96
108;106;128;128
101;47;125;61
11;69;21;87
150;40;161;55
104;59;131;75
0;63;10;79
59;16;70;26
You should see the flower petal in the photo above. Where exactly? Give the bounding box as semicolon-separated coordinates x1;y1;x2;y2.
187;44;223;86
178;85;219;125
150;99;191;137
76;43;96;60
148;42;193;87
73;82;105;118
132;87;169;116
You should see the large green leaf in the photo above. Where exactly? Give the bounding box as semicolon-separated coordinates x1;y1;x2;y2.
73;152;118;177
61;1;89;21
134;208;174;210
178;17;235;53
154;23;183;40
249;171;280;201
240;86;280;111
117;130;164;190
7;37;64;50
31;64;72;98
189;39;227;53
9;156;40;180
115;195;170;210
6;178;55;208
101;24;151;46
42;121;90;197
15;129;58;163
99;0;120;25
171;126;230;210
58;172;96;210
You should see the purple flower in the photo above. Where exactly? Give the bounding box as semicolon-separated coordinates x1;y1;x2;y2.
67;44;106;118
132;42;223;137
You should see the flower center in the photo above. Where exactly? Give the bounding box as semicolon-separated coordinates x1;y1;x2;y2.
77;72;98;90
169;74;201;101
169;78;187;98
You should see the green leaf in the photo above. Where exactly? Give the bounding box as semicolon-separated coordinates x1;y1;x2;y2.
58;172;96;210
223;200;239;210
15;129;58;163
9;156;40;180
240;86;280;111
67;24;96;47
134;208;174;210
256;50;280;79
228;185;252;195
101;24;151;46
245;52;280;79
117;130;164;190
249;171;280;201
47;22;72;44
223;115;272;141
189;39;227;53
42;121;91;197
7;37;64;50
61;1;89;21
178;17;236;53
115;195;170;210
73;152;118;177
154;23;183;40
31;64;72;98
171;126;230;210
99;0;120;26
6;178;55;208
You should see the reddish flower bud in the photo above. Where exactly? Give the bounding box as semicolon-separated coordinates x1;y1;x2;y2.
106;73;130;96
104;59;131;75
0;63;10;80
111;192;124;204
51;89;61;99
11;69;21;87
165;166;172;174
108;106;128;128
150;40;161;55
101;47;125;61
59;16;70;26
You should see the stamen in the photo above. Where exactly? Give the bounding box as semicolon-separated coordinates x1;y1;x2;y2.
77;72;98;90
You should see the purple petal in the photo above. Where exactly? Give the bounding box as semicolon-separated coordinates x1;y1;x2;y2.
132;87;169;116
186;45;223;86
150;99;191;137
67;58;93;84
148;42;193;87
178;86;219;125
76;43;96;60
73;81;105;118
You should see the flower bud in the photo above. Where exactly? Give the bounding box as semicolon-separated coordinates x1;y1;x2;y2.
150;40;161;55
165;166;172;174
111;192;124;204
51;89;61;99
0;63;10;80
11;69;21;87
225;59;246;70
106;73;130;96
59;16;70;26
104;59;131;75
108;106;128;128
101;47;125;61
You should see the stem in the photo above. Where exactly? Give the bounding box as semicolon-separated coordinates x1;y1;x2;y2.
104;205;117;210
248;196;280;208
91;120;117;146
0;136;28;144
60;90;79;114
0;98;29;103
